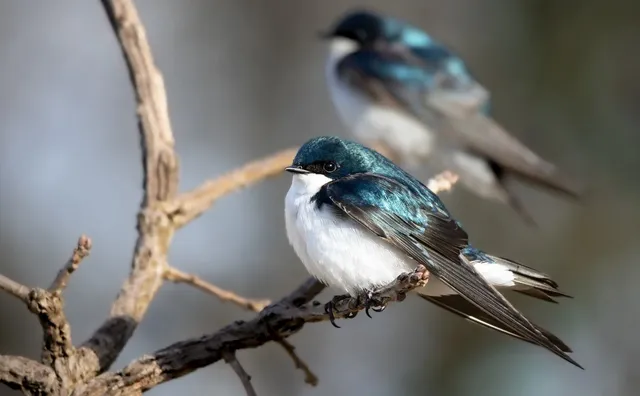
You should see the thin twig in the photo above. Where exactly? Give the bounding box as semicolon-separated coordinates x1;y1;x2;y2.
427;170;459;194
222;351;257;396
166;148;298;229
50;235;93;295
0;274;30;302
164;266;270;312
275;339;318;386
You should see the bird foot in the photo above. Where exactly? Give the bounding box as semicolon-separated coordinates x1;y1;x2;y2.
360;290;387;318
324;294;356;328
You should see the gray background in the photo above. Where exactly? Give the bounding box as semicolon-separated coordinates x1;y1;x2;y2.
1;1;639;395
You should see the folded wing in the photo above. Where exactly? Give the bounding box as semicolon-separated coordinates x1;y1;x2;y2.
319;173;581;368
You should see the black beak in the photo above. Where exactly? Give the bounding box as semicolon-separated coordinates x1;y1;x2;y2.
285;166;310;174
317;30;333;40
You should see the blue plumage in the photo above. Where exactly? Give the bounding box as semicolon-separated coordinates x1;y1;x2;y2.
285;136;581;369
295;137;452;220
321;10;581;223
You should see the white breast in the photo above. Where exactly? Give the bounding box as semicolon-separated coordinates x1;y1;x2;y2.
324;38;437;166
284;174;519;298
284;173;415;295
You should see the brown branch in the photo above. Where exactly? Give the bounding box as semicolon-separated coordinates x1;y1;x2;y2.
426;170;459;194
165;147;298;229
73;266;428;395
222;352;257;396
0;274;30;302
49;235;92;295
27;289;75;368
77;0;180;377
0;355;58;395
0;0;460;392
275;338;318;386
0;235;94;383
164;266;270;312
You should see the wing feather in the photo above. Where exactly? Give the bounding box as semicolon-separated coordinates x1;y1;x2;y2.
336;49;581;198
322;173;581;368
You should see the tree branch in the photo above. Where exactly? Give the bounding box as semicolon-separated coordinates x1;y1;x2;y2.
77;0;180;377
164;266;270;312
0;274;30;302
426;170;459;194
0;355;58;395
222;352;257;396
0;0;460;393
165;147;298;229
28;288;74;368
274;338;318;386
73;266;428;395
0;235;95;385
49;235;92;295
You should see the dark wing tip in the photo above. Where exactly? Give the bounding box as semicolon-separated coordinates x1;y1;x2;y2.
418;293;576;354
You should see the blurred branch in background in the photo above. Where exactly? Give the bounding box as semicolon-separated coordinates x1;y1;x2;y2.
0;0;457;395
164;266;270;312
49;235;92;295
166;147;299;229
223;351;257;396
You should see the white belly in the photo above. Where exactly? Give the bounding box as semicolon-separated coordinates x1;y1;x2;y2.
283;173;517;297
324;40;436;166
285;174;414;295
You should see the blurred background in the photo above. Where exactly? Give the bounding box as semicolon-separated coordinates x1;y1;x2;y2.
1;1;639;395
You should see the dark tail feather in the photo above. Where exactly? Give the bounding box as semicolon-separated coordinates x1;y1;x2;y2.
510;167;583;201
489;159;582;225
418;293;574;354
503;186;538;227
492;160;583;202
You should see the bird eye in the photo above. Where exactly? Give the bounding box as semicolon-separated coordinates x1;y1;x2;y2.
323;161;337;173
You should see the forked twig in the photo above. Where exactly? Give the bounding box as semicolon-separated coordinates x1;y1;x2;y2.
49;235;93;295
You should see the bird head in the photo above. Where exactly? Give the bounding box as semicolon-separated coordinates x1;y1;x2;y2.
318;10;387;47
286;136;391;181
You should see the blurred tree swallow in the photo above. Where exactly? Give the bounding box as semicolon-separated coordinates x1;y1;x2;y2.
284;136;581;369
319;10;581;223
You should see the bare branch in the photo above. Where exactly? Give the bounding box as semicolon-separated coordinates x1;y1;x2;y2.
427;170;459;194
0;355;58;395
0;236;96;385
73;267;428;395
78;0;180;376
164;266;270;312
0;0;460;393
26;288;75;367
275;338;318;386
0;274;30;302
166;147;297;229
101;0;178;204
222;352;257;396
49;235;92;295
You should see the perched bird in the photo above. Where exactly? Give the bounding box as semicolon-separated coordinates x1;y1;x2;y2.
320;10;581;223
284;136;581;368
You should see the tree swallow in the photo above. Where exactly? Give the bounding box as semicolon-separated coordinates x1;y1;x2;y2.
319;10;581;223
284;136;581;369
